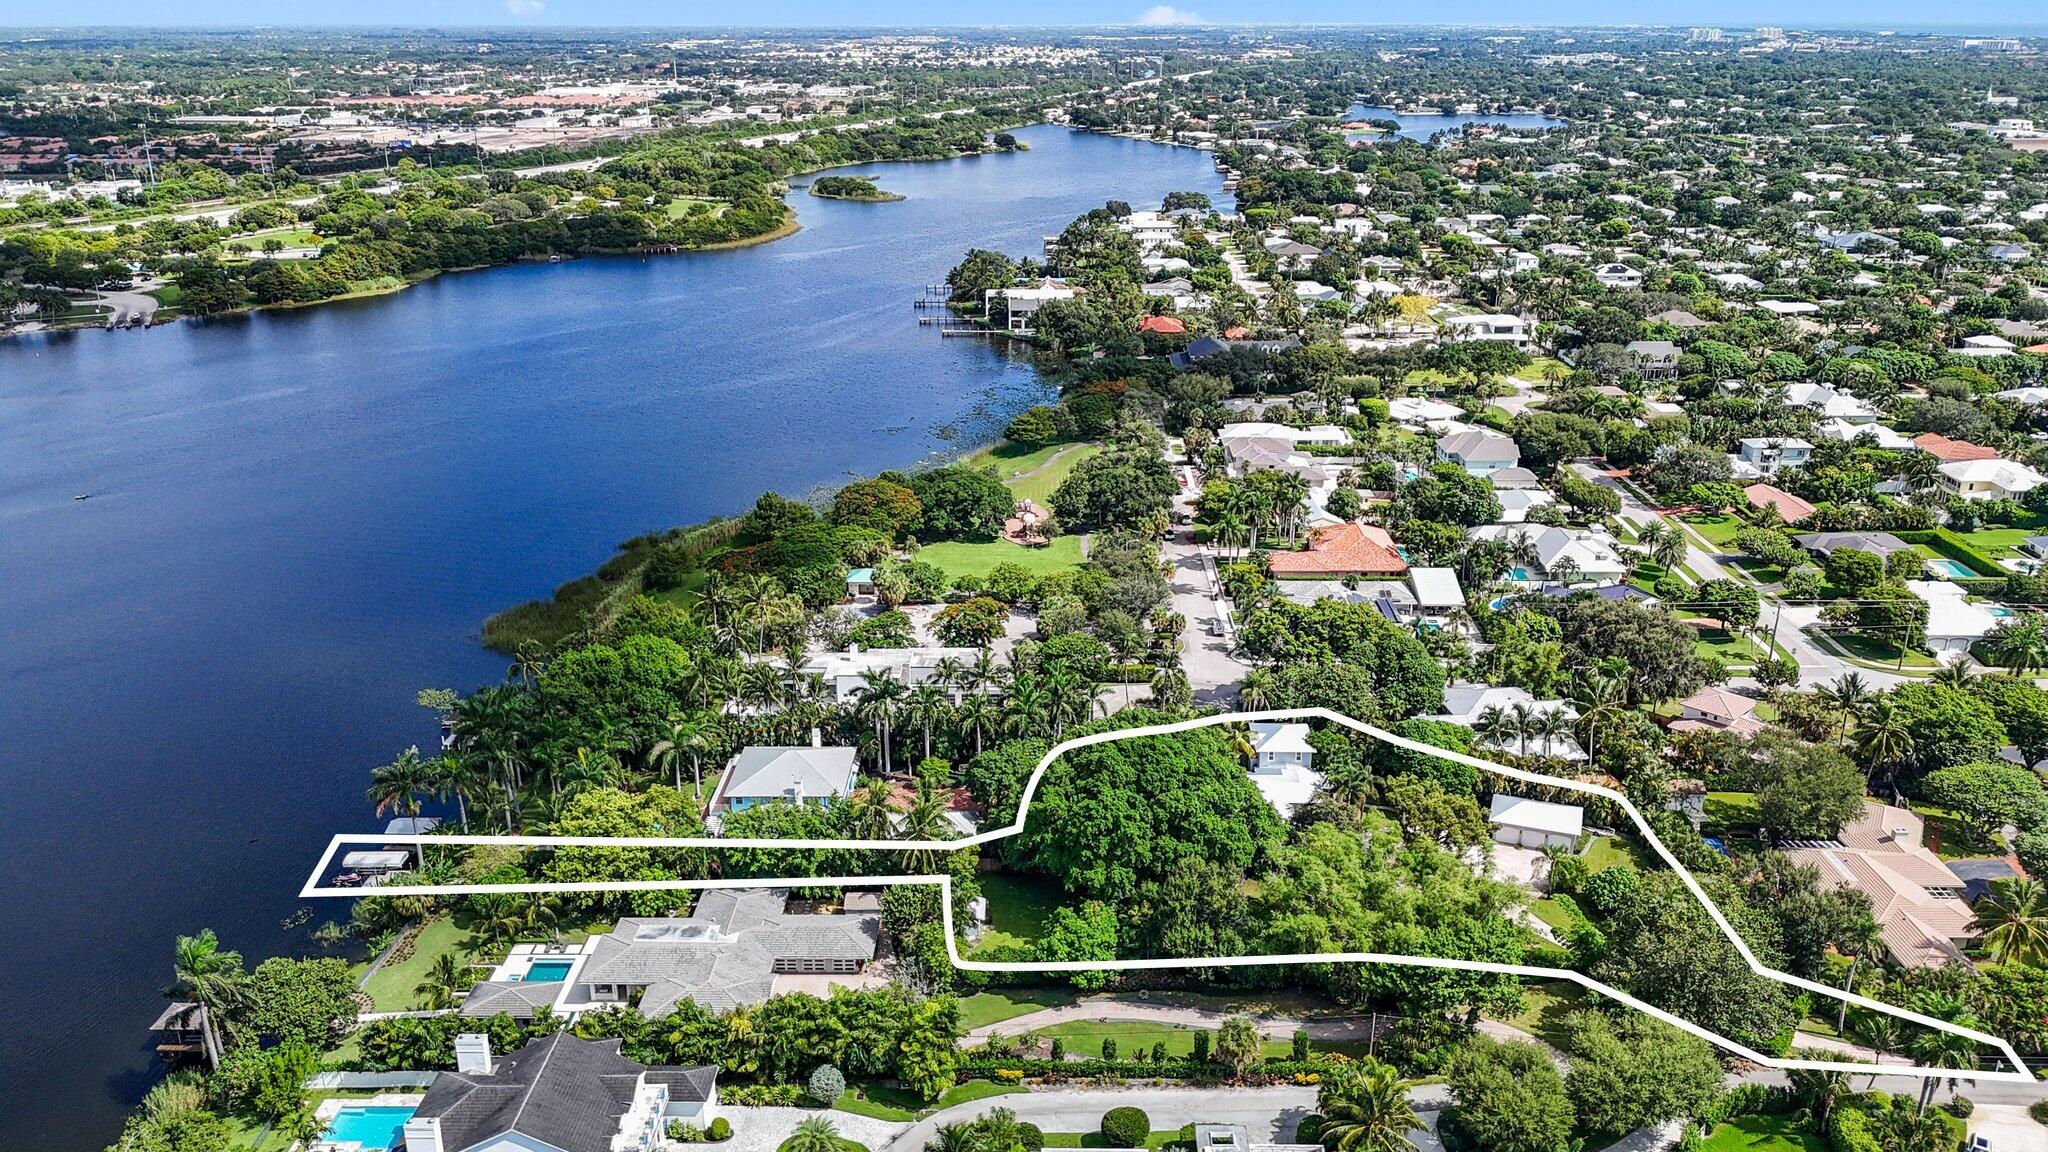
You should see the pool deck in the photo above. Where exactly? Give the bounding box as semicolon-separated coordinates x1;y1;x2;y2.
312;1095;425;1152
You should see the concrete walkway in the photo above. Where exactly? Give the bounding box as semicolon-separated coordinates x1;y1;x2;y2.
731;1106;908;1152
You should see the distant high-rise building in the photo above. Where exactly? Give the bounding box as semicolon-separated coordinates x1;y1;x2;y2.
1688;28;1726;43
1753;27;1785;42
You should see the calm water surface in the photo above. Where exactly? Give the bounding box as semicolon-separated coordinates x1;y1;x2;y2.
1347;103;1566;142
0;125;1225;1151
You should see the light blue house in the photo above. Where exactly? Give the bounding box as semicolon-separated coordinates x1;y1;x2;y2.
1735;436;1812;477
1435;428;1521;475
711;733;859;812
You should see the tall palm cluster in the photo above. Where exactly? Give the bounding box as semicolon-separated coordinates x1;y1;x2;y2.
1206;470;1313;558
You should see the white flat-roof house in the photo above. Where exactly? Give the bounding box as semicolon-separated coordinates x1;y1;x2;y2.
1907;581;2002;660
1489;795;1584;850
798;646;986;704
1594;262;1643;289
1438;312;1531;348
1938;458;2046;501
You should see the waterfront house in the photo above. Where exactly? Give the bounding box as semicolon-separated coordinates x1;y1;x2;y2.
798;646;988;704
984;280;1077;334
399;1033;717;1152
710;734;857;811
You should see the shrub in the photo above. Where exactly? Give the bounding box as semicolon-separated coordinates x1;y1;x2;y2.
1191;1031;1210;1063
1294;1115;1324;1144
2031;1099;2048;1125
1019;1122;1045;1151
1049;1038;1066;1061
1102;1106;1151;1149
708;1118;732;1141
719;1084;803;1106
1101;1039;1118;1060
1944;1096;1974;1119
667;1122;705;1142
807;1064;846;1104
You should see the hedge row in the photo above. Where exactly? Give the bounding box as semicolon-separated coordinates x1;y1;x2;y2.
1896;528;2005;577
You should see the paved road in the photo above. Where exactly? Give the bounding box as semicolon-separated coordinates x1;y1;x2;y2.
1162;456;1248;704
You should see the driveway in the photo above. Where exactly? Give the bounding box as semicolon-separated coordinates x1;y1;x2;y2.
1162;456;1248;704
723;1106;907;1152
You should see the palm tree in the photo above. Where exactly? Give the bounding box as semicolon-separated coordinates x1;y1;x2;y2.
1852;698;1914;795
1509;702;1535;757
1239;668;1276;712
1848;1009;1903;1086
650;712;715;799
169;929;247;1068
903;683;950;763
506;641;548;689
416;952;473;1010
1786;1066;1850;1131
1970;876;2048;966
854;669;905;774
1473;705;1512;752
785;1117;843;1152
1528;708;1570;760
1571;671;1626;765
367;746;430;818
1904;996;1981;1113
427;751;492;833
852;777;896;840
1002;672;1048;739
1930;661;1975;690
1817;673;1871;740
1833;911;1885;1034
955;691;999;757
1316;1060;1422;1152
1992;618;2048;676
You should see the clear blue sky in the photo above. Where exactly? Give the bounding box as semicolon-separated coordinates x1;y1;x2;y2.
0;1;2041;32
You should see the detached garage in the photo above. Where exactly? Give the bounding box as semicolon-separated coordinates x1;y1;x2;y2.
1489;795;1584;851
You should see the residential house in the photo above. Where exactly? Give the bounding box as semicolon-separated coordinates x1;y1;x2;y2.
1814;419;1914;450
1743;483;1815;524
1784;381;1878;423
1496;487;1558;523
1913;433;2001;463
1408;566;1466;621
1247;722;1322;819
1430;683;1587;761
845;568;877;600
1168;335;1301;370
1594;262;1644;289
1624;340;1681;379
399;1034;718;1152
1670;686;1767;736
709;734;858;812
1781;803;1975;968
461;889;882;1023
1265;522;1409;578
1471;523;1629;585
1435;428;1522;474
1489;795;1585;850
799;646;987;704
1938;457;2046;501
1648;308;1710;330
1438;312;1532;348
1794;531;1912;561
1733;436;1813;477
1907;581;2002;659
1956;334;2017;357
1194;1123;1321;1152
1386;396;1465;428
984;281;1077;334
1276;579;1418;622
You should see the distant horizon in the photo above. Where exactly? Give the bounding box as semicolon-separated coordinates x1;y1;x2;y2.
2;10;2046;34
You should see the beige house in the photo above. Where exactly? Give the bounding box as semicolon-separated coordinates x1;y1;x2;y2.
1783;802;1975;968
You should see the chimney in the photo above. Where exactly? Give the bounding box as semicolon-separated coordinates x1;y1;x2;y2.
455;1033;493;1075
402;1117;444;1152
810;727;822;749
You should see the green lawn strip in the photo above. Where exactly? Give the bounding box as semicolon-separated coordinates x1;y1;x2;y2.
913;537;1083;579
1818;628;1938;669
957;986;1082;1030
1580;833;1651;873
1041;1135;1183;1150
1699;1114;1827;1152
1680;513;1743;548
973;873;1065;953
1530;897;1577;934
1704;791;1761;836
222;227;323;252
964;441;1068;482
1010;445;1103;506
361;917;489;1011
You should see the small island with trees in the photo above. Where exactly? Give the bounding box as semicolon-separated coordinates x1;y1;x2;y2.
809;176;905;202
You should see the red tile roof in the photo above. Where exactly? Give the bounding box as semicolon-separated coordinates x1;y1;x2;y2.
1743;483;1815;524
1266;523;1409;577
1139;315;1187;334
1913;433;1999;462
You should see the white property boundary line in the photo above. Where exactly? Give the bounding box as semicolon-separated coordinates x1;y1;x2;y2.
301;707;2033;1083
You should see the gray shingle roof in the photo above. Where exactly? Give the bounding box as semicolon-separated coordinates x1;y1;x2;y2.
459;979;565;1018
404;1034;713;1152
720;746;857;804
579;889;879;1016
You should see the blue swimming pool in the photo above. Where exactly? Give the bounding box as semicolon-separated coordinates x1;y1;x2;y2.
323;1105;416;1151
1924;558;1976;580
522;960;574;982
1508;566;1533;581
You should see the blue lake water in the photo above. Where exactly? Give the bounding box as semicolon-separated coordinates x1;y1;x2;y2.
0;124;1226;1151
1346;103;1566;142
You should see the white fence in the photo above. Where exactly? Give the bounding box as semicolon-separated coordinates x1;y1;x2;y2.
305;1071;439;1091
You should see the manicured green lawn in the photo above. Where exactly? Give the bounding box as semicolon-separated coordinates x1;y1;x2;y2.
1531;897;1576;934
1030;1020;1341;1061
1704;792;1761;835
1820;629;1938;669
1495;979;1581;1051
915;537;1084;579
974;872;1066;952
361;917;489;1011
222;227;323;252
1009;444;1103;506
1580;834;1647;873
1699;1114;1827;1152
957;986;1081;1029
1681;513;1743;548
1041;1133;1182;1150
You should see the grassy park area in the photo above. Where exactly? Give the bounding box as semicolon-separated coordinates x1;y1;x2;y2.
916;537;1083;579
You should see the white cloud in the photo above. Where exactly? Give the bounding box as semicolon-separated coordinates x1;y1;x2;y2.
504;0;545;14
1135;4;1206;24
